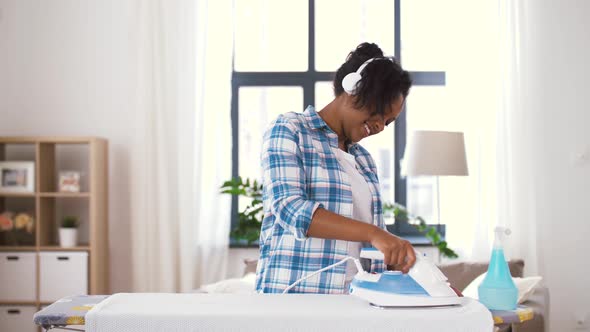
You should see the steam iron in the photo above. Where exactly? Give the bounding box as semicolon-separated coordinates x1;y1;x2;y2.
349;248;461;308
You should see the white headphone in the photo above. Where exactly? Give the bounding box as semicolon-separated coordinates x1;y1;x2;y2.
341;57;393;95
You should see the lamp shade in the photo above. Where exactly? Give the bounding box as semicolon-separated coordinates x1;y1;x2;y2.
402;130;468;176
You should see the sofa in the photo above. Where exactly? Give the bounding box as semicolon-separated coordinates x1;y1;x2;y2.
438;259;549;332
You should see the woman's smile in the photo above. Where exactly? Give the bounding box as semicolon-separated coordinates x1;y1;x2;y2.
363;123;371;137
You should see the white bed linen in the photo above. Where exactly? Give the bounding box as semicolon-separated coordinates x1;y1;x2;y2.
85;293;493;332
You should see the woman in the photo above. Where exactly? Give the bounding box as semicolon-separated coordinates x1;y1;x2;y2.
256;42;415;294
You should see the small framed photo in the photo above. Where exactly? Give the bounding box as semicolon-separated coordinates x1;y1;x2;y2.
58;171;81;193
0;161;35;193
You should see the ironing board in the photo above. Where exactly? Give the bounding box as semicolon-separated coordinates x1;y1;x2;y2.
35;293;493;332
34;295;109;331
491;305;534;325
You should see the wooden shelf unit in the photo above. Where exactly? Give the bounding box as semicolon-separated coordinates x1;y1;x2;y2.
38;245;91;251
38;192;91;197
0;246;37;252
0;193;36;198
0;137;109;312
0;301;38;306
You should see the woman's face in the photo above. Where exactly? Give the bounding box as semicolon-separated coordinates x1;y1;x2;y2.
342;95;405;144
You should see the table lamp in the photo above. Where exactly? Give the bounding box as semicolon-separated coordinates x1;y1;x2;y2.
402;130;469;226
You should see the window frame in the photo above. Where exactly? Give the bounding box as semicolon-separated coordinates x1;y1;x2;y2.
230;0;446;244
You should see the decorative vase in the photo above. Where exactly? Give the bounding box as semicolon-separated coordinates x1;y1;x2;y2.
59;228;78;248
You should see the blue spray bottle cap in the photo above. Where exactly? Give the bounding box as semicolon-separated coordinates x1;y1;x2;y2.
493;226;511;248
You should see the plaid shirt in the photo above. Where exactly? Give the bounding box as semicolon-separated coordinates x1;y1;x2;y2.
256;106;386;294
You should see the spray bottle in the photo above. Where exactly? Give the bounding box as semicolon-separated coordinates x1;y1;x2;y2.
478;226;518;310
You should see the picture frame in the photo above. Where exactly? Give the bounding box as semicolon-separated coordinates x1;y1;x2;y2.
0;161;35;193
58;171;81;193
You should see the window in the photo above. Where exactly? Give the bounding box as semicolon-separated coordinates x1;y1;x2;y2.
231;0;446;241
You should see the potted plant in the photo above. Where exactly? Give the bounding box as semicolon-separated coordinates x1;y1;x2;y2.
220;177;263;245
221;177;458;258
59;216;79;248
383;203;458;259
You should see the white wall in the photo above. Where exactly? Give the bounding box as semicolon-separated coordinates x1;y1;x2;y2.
0;0;138;292
523;0;590;331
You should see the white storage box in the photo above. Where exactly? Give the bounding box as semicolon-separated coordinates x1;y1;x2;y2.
40;251;88;302
0;305;37;332
0;252;37;302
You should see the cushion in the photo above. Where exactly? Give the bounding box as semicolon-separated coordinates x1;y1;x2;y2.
243;258;258;276
438;260;524;291
462;273;543;304
200;273;256;294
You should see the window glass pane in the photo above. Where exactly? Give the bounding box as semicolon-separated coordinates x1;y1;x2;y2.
234;0;308;72
406;177;437;224
404;82;484;227
238;87;304;212
315;0;395;71
403;0;501;75
401;0;450;71
314;81;334;110
404;86;450;223
362;124;395;218
405;86;453;131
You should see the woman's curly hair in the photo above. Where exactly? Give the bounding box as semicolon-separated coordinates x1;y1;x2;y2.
333;42;412;116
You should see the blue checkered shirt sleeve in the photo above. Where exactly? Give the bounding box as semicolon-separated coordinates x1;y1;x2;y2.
262;118;324;239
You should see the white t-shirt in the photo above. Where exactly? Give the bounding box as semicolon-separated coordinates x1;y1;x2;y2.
333;148;373;289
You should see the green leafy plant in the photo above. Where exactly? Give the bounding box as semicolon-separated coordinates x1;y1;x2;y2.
220;177;263;245
382;202;458;259
61;216;79;228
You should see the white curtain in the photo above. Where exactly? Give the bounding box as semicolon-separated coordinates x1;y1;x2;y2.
193;0;234;286
433;1;536;271
130;0;233;292
436;0;502;262
459;0;539;270
494;0;539;275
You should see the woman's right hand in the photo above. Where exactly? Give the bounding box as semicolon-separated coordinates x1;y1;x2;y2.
368;227;416;274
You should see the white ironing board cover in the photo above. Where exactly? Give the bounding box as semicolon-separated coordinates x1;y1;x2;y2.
86;293;493;332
